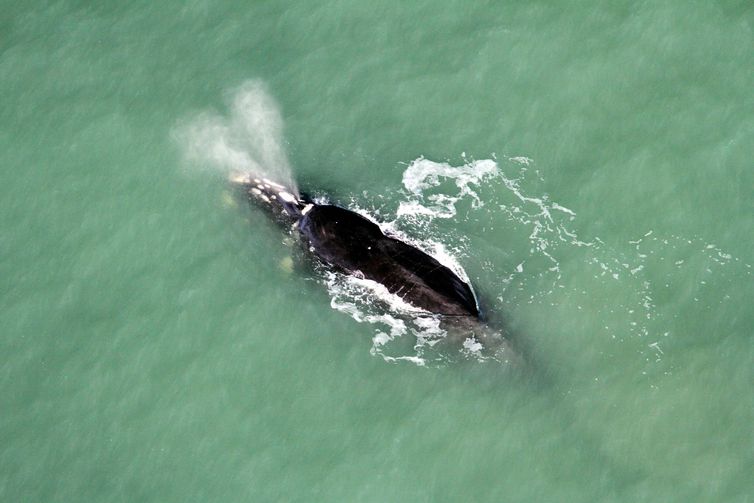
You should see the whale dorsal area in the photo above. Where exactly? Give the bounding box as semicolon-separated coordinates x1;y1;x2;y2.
298;205;479;317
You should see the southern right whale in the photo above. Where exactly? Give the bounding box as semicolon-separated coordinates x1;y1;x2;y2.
232;172;479;318
230;172;517;362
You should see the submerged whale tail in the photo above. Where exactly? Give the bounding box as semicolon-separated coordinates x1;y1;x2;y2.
229;171;307;222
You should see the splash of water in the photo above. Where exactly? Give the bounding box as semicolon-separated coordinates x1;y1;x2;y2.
174;79;298;194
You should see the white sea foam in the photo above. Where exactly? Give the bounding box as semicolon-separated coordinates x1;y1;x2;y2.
323;269;449;365
399;157;498;217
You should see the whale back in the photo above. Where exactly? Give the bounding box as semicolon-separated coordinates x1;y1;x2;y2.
299;205;479;317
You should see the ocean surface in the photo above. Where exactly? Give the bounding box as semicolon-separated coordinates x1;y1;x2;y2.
1;1;752;501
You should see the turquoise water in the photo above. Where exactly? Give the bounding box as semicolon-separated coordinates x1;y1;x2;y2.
2;1;753;501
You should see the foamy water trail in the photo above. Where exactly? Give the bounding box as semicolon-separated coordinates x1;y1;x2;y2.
174;80;298;194
323;155;750;368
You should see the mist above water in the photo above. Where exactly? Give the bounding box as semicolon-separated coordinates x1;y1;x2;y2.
175;79;298;195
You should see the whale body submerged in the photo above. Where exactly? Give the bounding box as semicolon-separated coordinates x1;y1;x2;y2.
231;173;480;319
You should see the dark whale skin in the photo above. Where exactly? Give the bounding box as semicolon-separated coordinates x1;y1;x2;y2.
298;204;479;317
230;174;480;319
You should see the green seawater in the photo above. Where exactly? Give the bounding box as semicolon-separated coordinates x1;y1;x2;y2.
1;1;753;501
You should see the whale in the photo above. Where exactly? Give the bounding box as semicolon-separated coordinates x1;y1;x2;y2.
229;172;527;365
230;172;480;319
